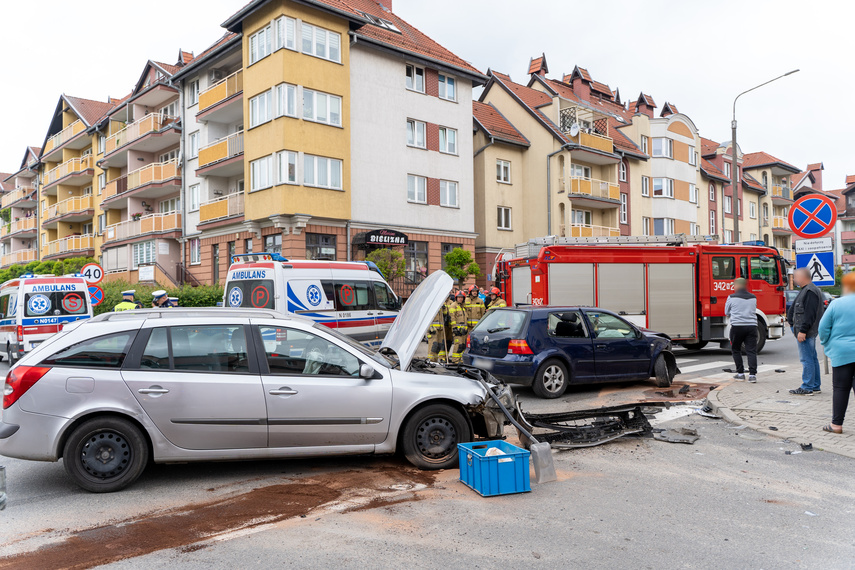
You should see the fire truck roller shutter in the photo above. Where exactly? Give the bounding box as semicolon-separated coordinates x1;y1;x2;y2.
512;266;532;305
597;264;646;327
647;263;696;338
548;263;594;307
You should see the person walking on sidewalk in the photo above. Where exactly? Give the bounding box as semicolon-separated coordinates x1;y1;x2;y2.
787;268;825;395
726;278;758;382
818;272;855;433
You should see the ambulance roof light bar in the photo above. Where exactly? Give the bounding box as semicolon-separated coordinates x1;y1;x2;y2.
230;252;289;264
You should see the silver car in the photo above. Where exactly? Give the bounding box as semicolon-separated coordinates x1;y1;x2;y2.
0;272;511;492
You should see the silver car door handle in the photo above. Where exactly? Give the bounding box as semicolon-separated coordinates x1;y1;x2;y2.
138;388;169;394
269;388;298;396
367;312;374;315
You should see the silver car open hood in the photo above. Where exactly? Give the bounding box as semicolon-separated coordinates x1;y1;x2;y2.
380;270;453;369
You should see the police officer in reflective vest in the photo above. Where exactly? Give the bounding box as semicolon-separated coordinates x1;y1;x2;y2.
113;290;142;312
464;285;486;333
487;286;507;309
151;290;175;308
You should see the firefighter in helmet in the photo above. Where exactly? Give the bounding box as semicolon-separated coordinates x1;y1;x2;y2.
427;303;451;362
449;290;468;364
487;286;507;309
464;284;486;333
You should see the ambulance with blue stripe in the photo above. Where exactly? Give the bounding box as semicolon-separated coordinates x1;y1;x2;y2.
223;254;400;347
0;274;93;363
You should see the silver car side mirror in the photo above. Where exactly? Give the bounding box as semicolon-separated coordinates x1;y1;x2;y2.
360;364;376;379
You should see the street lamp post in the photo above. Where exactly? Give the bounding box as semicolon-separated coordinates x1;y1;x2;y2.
730;69;799;244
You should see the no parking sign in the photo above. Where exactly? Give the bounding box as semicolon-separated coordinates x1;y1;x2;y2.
88;285;105;307
788;194;837;239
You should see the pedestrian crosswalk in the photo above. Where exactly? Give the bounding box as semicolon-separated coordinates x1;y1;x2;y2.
675;357;786;380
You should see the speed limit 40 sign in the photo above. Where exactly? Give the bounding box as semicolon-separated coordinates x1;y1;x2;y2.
80;263;104;285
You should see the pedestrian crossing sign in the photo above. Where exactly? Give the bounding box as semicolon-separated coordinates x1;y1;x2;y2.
796;251;835;286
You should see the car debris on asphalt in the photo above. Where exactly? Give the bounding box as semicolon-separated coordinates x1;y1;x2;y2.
653;427;700;444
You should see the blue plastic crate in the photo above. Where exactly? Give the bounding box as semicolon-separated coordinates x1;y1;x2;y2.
457;440;531;497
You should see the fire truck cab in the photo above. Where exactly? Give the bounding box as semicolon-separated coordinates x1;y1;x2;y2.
495;235;786;352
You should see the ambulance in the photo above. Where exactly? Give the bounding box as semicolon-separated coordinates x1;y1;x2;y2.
0;274;94;363
222;253;401;347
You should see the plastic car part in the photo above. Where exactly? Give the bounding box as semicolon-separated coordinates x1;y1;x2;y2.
514;404;655;449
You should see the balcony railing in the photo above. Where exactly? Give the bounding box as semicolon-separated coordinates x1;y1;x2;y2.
771;185;792;201
1;249;37;267
1;217;37;237
105;113;178;155
103;160;180;201
42;235;94;257
567;176;620;201
567;224;621;238
43;120;85;154
198;131;244;169
199;70;243;112
42;155;93;187
772;216;790;231
779;248;795;262
43;195;94;222
841;231;855;243
1;187;33;208
559;107;613;153
103;212;181;243
842;254;855;265
199;192;244;223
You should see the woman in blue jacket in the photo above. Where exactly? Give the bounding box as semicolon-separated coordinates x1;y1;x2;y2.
818;272;855;433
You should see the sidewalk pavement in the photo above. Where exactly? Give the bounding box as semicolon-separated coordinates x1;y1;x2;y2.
707;346;855;459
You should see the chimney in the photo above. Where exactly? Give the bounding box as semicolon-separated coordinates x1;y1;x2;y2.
379;0;392;11
636;93;656;119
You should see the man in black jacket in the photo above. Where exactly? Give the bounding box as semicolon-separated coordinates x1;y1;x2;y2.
786;268;825;395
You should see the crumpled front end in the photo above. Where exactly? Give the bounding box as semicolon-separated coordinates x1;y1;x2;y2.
456;365;515;439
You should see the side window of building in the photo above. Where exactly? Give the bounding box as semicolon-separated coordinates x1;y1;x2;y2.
332;281;372;311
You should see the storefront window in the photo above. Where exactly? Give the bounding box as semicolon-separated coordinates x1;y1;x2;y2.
264;233;282;254
405;241;428;280
306;233;336;260
441;243;462;269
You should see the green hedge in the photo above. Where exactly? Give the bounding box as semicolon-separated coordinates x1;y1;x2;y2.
95;281;223;315
0;257;97;283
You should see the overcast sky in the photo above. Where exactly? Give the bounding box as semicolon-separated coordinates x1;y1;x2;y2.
2;0;852;187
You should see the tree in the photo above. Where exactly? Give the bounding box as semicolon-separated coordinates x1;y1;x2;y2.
365;248;406;281
443;248;481;283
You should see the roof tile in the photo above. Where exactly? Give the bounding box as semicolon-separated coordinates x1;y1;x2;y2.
472;101;528;146
64;95;117;126
741;151;799;172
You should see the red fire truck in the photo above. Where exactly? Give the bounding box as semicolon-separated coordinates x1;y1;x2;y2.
494;235;787;352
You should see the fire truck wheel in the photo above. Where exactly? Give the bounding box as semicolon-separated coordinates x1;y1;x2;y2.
751;320;767;354
681;341;708;351
532;359;569;399
654;355;674;387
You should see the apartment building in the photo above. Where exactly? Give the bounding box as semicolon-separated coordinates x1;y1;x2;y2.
835;175;855;268
1;147;40;267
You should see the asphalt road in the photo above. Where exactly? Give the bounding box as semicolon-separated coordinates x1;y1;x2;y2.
4;335;851;569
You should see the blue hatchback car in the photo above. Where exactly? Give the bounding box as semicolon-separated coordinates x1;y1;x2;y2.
463;307;677;398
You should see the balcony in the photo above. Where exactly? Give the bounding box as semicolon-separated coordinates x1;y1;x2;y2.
42;155;94;192
102;160;181;208
566;224;621;238
42;195;95;227
197;131;244;177
103;212;181;245
102;114;180;167
566;176;620;208
843;254;855;265
772;216;791;233
779;248;795;262
199;192;244;224
1;249;37;267
841;231;855;244
42;235;95;259
1;187;36;208
770;185;793;204
559;107;615;156
42;120;87;161
0;217;37;238
198;70;244;124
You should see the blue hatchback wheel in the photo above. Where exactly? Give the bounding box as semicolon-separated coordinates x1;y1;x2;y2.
533;359;568;399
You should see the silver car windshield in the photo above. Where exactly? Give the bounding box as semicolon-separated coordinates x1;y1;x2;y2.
311;323;390;368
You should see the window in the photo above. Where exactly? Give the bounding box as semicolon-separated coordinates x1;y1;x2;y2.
620;194;628;224
188;79;200;106
82;222;93;235
571;209;592;225
570;164;591;178
98;135;106;154
653;218;675;235
441;243;462;269
737;199;741;216
440;180;458;207
306;233;336;260
301;22;341;62
228;241;236;261
249;25;272;64
724;229;733;243
132;241;156;269
190;238;201;264
438;74;456;101
547;311;587;338
212;244;220;281
159;198;179;213
277;151;298;184
641;176;650;197
140;328;169;370
98;173;106;195
619;161;627;182
642;217;651;236
188;132;199;159
406;64;425;92
275;16;296;50
373;282;399;311
169;325;249;373
404;241;428;277
749;201;757;219
407;174;426;203
653;178;674;198
160;101;178;117
750;256;780;285
259;326;359;377
264;233;282;254
98;213;106;233
723;161;731;177
497;206;512;230
750;233;757;241
23;289;88;318
438;127;457;154
763;203;769;222
709;182;716;201
724;195;732;213
303;155;343;189
586;311;638;339
189;184;200;211
250;155;274;191
640;135;649;154
250;91;272;127
407;119;426;148
42;332;135;369
160;149;179;163
497;160;511;183
244;238;253;254
709;211;716;234
302;89;342;126
688;146;696;165
711;256;736;279
689;183;698;204
652;138;673;158
690;223;700;235
274;83;297;117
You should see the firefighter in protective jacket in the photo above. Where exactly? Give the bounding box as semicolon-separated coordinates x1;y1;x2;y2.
449;290;468;363
487;286;507;309
464;285;486;332
427;303;451;362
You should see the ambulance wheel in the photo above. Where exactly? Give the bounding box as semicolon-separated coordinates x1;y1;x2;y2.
532;359;568;399
6;344;13;365
654;354;674;388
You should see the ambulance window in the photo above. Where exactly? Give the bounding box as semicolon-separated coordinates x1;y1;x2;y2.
750;257;780;285
24;291;88;317
711;257;736;280
321;281;336;305
333;281;371;311
373;282;399;311
0;294;8;318
226;280;274;309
